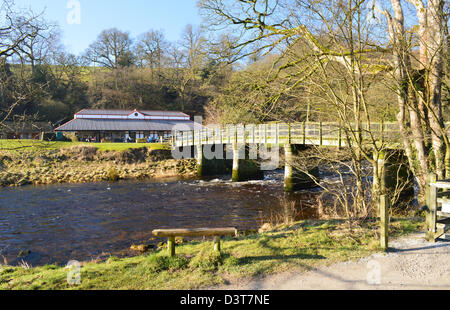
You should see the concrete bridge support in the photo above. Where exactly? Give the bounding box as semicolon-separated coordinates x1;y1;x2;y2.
231;143;264;182
284;144;320;192
195;144;231;177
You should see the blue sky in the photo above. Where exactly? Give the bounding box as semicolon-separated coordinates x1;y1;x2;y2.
13;0;203;55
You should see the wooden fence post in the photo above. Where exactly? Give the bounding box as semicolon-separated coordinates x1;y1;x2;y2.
426;173;437;242
275;123;279;145
264;124;268;145
168;236;175;257
319;121;323;146
376;150;389;250
213;236;221;252
302;121;306;145
288;123;291;145
338;122;342;149
380;194;389;250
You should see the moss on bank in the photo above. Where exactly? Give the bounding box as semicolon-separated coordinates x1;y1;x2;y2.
0;218;424;290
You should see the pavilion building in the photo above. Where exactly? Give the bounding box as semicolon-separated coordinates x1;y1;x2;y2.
55;109;201;142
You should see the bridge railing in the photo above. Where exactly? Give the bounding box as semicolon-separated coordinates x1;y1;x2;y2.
172;121;450;148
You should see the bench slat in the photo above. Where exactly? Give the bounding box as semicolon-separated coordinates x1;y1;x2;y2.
152;227;237;237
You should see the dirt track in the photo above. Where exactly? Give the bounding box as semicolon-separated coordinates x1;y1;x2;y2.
213;232;450;290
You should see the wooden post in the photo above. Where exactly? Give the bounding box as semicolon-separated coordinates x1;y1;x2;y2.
264;124;268;145
232;130;240;182
319;122;323;146
302;121;306;145
243;125;247;145
375;150;389;250
338;122;342;149
213;236;221;252
288;123;291;145
426;173;437;242
380;194;389;251
275;123;279;145
168;236;175;257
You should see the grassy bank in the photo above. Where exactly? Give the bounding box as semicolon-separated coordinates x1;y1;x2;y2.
0;218;424;290
0;140;167;153
0;141;196;187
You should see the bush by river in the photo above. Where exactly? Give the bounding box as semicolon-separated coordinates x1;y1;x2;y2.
0;145;197;187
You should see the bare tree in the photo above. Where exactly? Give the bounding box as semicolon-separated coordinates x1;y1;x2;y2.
200;0;448;199
84;28;134;69
0;0;44;126
136;29;169;78
10;15;60;75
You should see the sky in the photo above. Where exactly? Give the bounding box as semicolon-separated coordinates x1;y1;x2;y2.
12;0;203;55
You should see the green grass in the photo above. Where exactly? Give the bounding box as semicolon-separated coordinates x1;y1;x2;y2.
0;218;424;290
0;140;168;153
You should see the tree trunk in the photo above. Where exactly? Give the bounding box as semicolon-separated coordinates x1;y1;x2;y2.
426;0;445;178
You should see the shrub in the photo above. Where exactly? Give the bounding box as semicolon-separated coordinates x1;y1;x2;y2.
0;155;12;168
106;167;120;182
65;133;79;142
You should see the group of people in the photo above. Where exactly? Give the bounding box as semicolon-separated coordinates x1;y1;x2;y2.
82;135;163;143
85;136;97;143
124;136;161;143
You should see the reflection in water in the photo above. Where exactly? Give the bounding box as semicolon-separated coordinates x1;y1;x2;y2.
0;171;320;266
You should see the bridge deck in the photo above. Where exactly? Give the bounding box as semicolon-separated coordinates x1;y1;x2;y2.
172;122;412;148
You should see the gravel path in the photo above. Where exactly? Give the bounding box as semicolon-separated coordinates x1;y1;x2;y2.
213;233;450;290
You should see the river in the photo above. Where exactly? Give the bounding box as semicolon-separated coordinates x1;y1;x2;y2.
0;171;322;266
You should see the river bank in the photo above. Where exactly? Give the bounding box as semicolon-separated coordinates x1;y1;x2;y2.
0;144;197;187
0;218;424;290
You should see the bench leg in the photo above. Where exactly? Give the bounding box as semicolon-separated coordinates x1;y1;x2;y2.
213;236;221;252
168;236;175;257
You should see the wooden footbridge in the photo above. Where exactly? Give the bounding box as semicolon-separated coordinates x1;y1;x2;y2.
171;121;450;244
172;121;405;191
172;121;404;148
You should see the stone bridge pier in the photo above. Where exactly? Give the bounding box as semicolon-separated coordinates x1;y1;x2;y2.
189;142;320;191
283;144;319;192
192;143;264;181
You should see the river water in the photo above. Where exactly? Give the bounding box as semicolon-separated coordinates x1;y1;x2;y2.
0;171;322;266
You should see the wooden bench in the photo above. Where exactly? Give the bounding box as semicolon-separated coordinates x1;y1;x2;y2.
152;227;238;257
